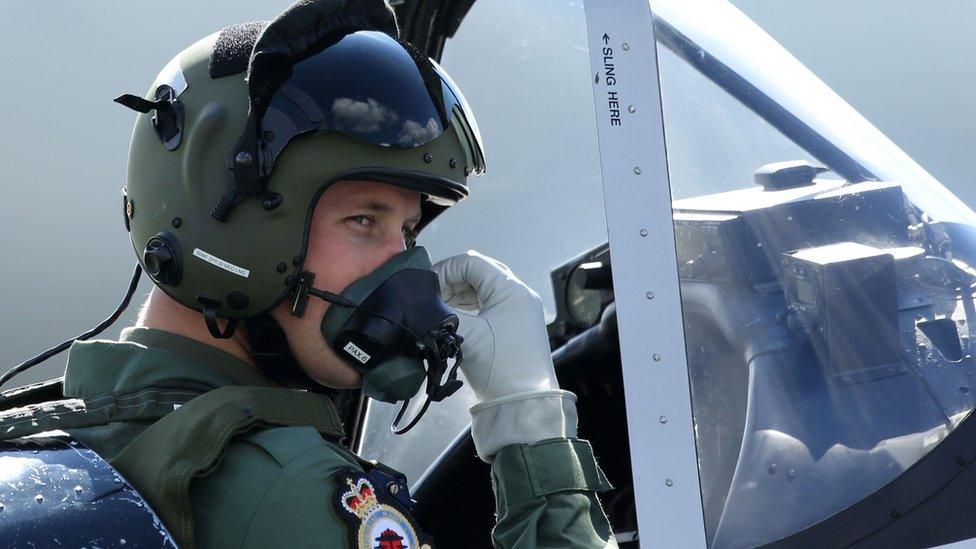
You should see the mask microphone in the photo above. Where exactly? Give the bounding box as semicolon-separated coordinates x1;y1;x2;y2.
306;287;357;309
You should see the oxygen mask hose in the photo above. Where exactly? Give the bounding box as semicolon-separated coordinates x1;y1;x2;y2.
1;264;143;388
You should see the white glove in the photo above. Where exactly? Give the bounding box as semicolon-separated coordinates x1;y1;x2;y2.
433;250;578;461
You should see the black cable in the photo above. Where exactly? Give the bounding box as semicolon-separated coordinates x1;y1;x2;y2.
0;264;143;389
389;342;462;435
391;395;433;435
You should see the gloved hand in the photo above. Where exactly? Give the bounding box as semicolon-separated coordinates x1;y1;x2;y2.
433;250;578;461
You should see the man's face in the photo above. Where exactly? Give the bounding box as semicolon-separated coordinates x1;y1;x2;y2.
269;179;422;388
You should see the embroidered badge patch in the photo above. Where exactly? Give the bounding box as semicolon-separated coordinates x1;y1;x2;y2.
334;471;433;549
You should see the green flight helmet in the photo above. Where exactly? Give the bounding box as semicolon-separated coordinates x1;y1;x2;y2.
120;15;485;337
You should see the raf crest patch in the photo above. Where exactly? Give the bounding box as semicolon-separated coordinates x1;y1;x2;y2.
333;470;433;549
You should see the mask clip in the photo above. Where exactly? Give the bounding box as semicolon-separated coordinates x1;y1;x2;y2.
290;272;316;317
422;331;464;402
390;330;464;435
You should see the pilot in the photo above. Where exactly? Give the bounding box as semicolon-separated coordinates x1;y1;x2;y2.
0;1;614;547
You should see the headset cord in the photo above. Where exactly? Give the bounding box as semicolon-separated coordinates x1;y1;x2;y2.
0;264;143;388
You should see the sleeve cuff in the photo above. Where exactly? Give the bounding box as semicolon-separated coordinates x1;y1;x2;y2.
491;438;613;506
469;389;578;461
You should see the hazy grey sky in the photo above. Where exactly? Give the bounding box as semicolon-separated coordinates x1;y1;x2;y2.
0;1;972;389
0;0;292;388
733;0;976;205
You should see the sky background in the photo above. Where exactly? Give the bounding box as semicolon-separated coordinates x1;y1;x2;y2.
732;0;976;205
0;0;973;389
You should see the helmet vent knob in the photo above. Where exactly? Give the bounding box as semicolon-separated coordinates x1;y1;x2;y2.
143;231;183;286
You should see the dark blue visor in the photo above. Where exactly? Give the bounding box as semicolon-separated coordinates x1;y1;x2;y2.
261;31;486;177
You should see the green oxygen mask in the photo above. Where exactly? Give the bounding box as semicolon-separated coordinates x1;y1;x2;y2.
290;247;464;434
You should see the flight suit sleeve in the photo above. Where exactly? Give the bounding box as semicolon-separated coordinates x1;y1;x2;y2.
490;438;617;548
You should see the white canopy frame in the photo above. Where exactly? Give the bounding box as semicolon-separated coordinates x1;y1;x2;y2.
583;0;707;545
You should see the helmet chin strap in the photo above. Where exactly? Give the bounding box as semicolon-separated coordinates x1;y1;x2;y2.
291;272;464;434
242;313;323;390
196;295;239;339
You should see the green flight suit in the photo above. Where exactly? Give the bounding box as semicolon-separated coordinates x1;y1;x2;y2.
42;327;614;548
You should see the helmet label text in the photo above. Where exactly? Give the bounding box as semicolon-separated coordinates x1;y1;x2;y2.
192;248;250;278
